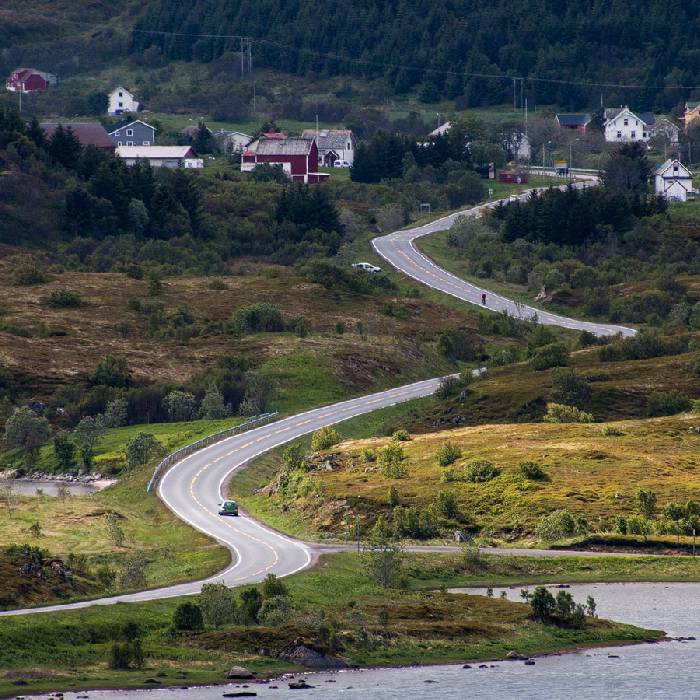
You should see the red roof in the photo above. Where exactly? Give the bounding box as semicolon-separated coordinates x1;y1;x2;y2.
40;122;114;150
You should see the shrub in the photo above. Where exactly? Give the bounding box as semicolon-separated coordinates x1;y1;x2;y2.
519;461;547;481
47;289;82;308
464;459;498;483
536;509;578;541
551;368;590;407
434;375;461;399
637;489;657;519
173;602;203;631
529;342;570;370
435;441;462;467
207;279;229;290
436;490;459;519
125;432;160;470
544;402;594;423
311;426;340;451
388;485;400;507
200;583;238;627
378;441;408;478
529;586;556;620
599;332;687;362
646;390;692;417
361;447;376;463
12;264;48;286
261;573;288;598
392;428;410;442
163;390;198;421
601;425;624;436
230;303;284;335
90;355;131;388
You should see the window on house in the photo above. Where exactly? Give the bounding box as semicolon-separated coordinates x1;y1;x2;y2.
617;131;622;139
143;141;150;145
126;129;133;136
118;102;123;107
631;131;636;139
117;141;122;146
126;141;134;146
624;119;628;126
119;91;123;97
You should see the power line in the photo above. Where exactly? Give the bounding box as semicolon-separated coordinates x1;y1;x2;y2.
131;28;700;92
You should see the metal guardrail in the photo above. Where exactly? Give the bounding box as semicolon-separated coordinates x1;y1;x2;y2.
145;412;279;493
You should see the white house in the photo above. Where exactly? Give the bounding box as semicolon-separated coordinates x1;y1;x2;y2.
649;118;680;144
429;121;452;137
116;146;203;169
654;159;696;202
108;86;140;116
213;129;252;153
301;129;355;166
603;106;654;143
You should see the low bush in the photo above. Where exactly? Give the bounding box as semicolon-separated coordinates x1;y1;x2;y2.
12;264;48;286
544;402;594;423
535;509;585;541
464;459;498;483
378;441;408;479
646;391;692;417
392;428;411;442
599;332;688;362
519;461;548;481
47;289;82;308
435;441;462;467
529;343;570;371
601;425;624;436
311;426;340;451
229;303;284;335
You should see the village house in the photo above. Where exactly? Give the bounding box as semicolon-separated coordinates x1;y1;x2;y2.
212;129;252;154
603;106;655;143
6;68;57;93
116;145;203;169
107;86;139;116
555;113;592;133
429;121;452;138
649;117;680;144
301;129;355;166
241;136;328;183
654;158;696;202
108;119;156;147
684;101;700;130
40;122;115;152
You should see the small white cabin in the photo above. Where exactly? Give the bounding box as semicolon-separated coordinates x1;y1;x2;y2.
654;159;696;202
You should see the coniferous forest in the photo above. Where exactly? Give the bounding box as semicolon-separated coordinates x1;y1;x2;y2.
130;0;700;109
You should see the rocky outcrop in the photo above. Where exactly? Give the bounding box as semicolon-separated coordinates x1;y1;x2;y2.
226;666;256;680
278;643;348;669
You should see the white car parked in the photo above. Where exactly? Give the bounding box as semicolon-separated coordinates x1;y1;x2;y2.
333;160;351;168
352;262;382;274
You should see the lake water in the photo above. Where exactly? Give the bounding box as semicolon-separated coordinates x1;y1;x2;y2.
21;582;700;700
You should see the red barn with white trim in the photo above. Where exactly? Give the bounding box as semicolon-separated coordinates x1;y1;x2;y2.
6;68;57;93
242;136;328;183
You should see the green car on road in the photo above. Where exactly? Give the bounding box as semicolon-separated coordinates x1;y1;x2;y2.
218;500;239;516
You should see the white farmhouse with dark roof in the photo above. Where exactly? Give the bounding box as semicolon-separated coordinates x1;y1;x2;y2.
301;129;355;166
654;159;696;202
603;106;655;143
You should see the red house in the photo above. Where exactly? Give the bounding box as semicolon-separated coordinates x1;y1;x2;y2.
241;136;328;183
6;68;57;93
40;122;115;153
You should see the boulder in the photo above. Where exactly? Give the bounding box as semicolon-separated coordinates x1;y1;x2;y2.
505;651;527;660
524;660;536;666
278;644;348;669
226;666;256;680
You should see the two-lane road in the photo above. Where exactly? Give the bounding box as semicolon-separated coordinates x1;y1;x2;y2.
2;188;636;618
372;191;635;338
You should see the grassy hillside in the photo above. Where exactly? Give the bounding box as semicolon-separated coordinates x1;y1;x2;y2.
242;413;700;542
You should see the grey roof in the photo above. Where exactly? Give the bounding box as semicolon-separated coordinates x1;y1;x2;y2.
108;118;156;134
256;137;314;155
638;112;656;126
301;129;352;151
604;107;656;125
556;113;591;126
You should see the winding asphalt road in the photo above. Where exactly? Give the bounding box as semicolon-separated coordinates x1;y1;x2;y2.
1;186;637;618
372;190;635;338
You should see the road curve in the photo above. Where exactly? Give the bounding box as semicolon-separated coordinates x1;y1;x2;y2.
372;191;636;338
1;377;444;616
2;190;638;618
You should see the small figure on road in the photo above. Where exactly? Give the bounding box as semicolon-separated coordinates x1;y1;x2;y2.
481;293;487;305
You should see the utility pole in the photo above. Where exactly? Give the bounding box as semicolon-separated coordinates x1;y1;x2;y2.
513;78;517;111
520;78;524;116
